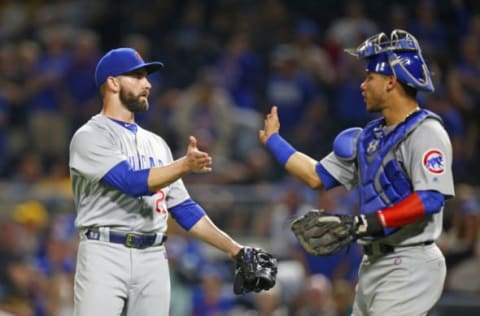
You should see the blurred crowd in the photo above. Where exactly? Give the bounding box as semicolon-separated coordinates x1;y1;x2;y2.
0;0;479;315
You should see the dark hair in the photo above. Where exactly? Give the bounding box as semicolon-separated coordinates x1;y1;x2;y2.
398;81;418;99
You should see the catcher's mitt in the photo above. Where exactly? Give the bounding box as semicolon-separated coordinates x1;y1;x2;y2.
291;209;362;256
233;247;278;295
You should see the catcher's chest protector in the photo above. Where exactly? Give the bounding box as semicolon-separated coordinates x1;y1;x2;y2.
357;110;441;216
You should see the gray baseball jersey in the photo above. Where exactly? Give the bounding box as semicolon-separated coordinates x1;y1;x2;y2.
320;117;454;316
70;113;190;232
69;113;188;316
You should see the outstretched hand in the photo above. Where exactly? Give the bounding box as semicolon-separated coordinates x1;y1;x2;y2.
185;136;212;173
259;106;281;145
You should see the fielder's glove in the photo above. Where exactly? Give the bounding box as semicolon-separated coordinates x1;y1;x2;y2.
233;247;278;295
290;209;371;256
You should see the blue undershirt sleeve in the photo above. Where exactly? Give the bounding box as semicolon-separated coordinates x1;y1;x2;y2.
417;190;445;215
315;163;341;190
266;134;297;166
169;199;206;230
101;161;151;197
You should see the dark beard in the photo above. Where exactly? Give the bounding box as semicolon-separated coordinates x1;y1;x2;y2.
119;89;149;113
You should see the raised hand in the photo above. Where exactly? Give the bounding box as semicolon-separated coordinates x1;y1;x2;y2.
259;106;281;145
185;136;213;173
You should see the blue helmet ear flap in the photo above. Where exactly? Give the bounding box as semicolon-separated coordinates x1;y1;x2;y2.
387;51;434;92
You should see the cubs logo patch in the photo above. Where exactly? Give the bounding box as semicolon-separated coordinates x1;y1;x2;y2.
422;149;445;174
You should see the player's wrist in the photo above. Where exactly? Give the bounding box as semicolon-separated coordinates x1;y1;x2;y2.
355;213;383;236
266;133;297;166
230;244;243;259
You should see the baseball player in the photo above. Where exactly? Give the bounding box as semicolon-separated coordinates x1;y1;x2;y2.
69;48;276;316
260;29;454;316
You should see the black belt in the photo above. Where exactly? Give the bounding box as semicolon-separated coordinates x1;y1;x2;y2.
85;228;167;249
362;240;434;256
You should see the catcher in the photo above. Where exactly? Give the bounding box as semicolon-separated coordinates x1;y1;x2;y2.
260;30;454;316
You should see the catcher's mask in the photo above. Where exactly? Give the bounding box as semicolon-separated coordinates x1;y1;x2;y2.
345;29;434;92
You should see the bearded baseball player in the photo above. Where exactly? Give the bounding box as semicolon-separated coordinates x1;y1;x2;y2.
69;48;277;316
260;29;454;316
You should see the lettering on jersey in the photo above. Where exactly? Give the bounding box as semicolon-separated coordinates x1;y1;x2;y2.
422;149;445;175
127;155;163;170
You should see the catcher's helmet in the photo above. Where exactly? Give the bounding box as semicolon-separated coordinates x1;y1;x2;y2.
345;29;434;92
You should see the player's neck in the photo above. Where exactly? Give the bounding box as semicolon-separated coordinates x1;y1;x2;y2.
102;102;135;123
383;101;420;126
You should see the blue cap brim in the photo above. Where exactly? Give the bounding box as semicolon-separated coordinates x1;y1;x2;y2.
122;61;164;75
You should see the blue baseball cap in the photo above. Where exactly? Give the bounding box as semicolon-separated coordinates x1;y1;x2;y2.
94;47;164;87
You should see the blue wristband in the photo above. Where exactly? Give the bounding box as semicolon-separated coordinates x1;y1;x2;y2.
266;133;297;166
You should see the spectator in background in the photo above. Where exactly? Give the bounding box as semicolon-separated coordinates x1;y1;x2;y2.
27;26;72;160
174;67;263;184
214;31;261;111
251;284;289;316
262;180;315;258
291;19;336;91
293;274;337;316
191;264;237;316
383;3;408;31
10;200;49;259
408;0;448;63
438;183;479;271
0;0;28;41
166;0;212;89
0;94;10;177
0;207;49;316
331;48;375;132
265;43;326;146
63;29;100;135
447;33;480;181
249;0;292;55
0;255;40;316
438;183;480;293
324;0;378;64
174;67;234;159
143;89;182;153
212;31;273;182
5;153;44;201
35;213;76;316
332;279;355;316
167;232;205;316
1;41;41;164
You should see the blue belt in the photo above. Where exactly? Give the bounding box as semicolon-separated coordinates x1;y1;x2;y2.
85;228;167;249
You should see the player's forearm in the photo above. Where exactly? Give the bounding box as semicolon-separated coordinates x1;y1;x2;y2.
376;191;444;228
265;133;323;189
285;152;323;189
188;216;242;259
147;157;190;191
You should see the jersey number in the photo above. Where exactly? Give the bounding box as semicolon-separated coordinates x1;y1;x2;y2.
155;189;167;215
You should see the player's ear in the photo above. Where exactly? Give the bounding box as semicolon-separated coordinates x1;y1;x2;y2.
385;75;396;92
106;76;120;92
